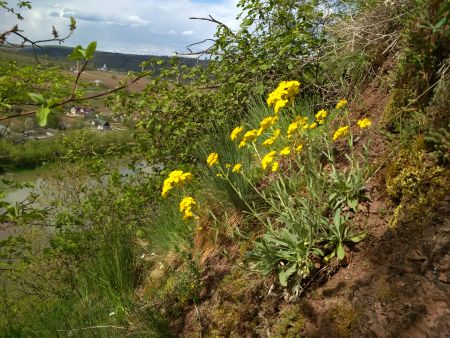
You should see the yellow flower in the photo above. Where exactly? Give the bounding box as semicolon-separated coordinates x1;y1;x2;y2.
179;196;196;212
242;129;258;143
271;161;279;172
336;99;348;110
232;163;242;173
207;152;219;167
179;196;197;220
181;172;193;181
161;170;193;198
238;141;246;148
279;147;291;156
357;118;372;129
267;80;301;113
262;138;275;147
216;173;223;177
315;109;327;124
261;151;277;170
287;122;299;138
230;126;244;141
257;116;278;135
274;99;288;113
225;164;231;168
295;144;303;153
308;122;317;129
262;129;281;147
294;116;309;125
333;126;350;141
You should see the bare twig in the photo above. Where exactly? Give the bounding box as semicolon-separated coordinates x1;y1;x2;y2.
189;15;236;38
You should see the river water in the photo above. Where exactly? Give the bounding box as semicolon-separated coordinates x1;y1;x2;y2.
0;160;162;240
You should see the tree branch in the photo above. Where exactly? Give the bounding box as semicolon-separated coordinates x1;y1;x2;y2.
189;15;236;38
0;72;149;122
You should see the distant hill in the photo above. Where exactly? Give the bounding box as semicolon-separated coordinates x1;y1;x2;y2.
1;45;207;72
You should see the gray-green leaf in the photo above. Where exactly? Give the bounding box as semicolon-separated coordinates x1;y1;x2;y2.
36;106;51;127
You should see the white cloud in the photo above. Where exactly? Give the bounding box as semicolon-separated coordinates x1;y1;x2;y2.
0;0;240;55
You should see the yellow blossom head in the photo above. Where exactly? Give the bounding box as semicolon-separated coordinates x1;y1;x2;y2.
261;151;277;170
315;109;327;124
179;196;197;221
295;144;303;153
287;122;299;138
336;99;348;110
333;126;350;141
357;118;372;129
232;163;242;173
257;116;278;135
161;170;193;198
230;126;244;141
271;161;279;172
267;80;301;113
207;152;219;167
280;147;291;156
242;129;258;143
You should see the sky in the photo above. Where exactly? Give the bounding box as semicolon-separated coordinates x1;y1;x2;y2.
1;0;240;55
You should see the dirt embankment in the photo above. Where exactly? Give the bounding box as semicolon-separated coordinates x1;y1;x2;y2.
170;71;450;338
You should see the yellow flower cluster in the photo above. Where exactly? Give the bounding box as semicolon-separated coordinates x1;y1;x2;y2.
161;170;193;198
287;116;308;138
239;129;258;148
262;129;281;147
261;151;277;170
232;163;242;173
257;116;278;135
333;126;350;141
267;81;300;113
315;109;327;125
271;161;279;172
230;126;244;141
357;118;372;129
279;147;291;156
336;99;348;110
179;196;197;220
207;152;219;167
295;144;303;153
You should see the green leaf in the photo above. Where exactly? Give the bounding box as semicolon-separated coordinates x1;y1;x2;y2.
28;93;45;104
333;208;341;229
68;45;83;61
36;106;51;127
348;198;358;211
85;41;97;60
278;263;297;287
433;17;446;32
336;244;345;260
350;232;367;243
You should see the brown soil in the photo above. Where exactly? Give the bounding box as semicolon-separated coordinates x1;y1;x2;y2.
174;74;450;337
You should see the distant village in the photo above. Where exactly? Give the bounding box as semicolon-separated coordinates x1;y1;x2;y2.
66;106;111;131
0;63;131;143
0;103;123;144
